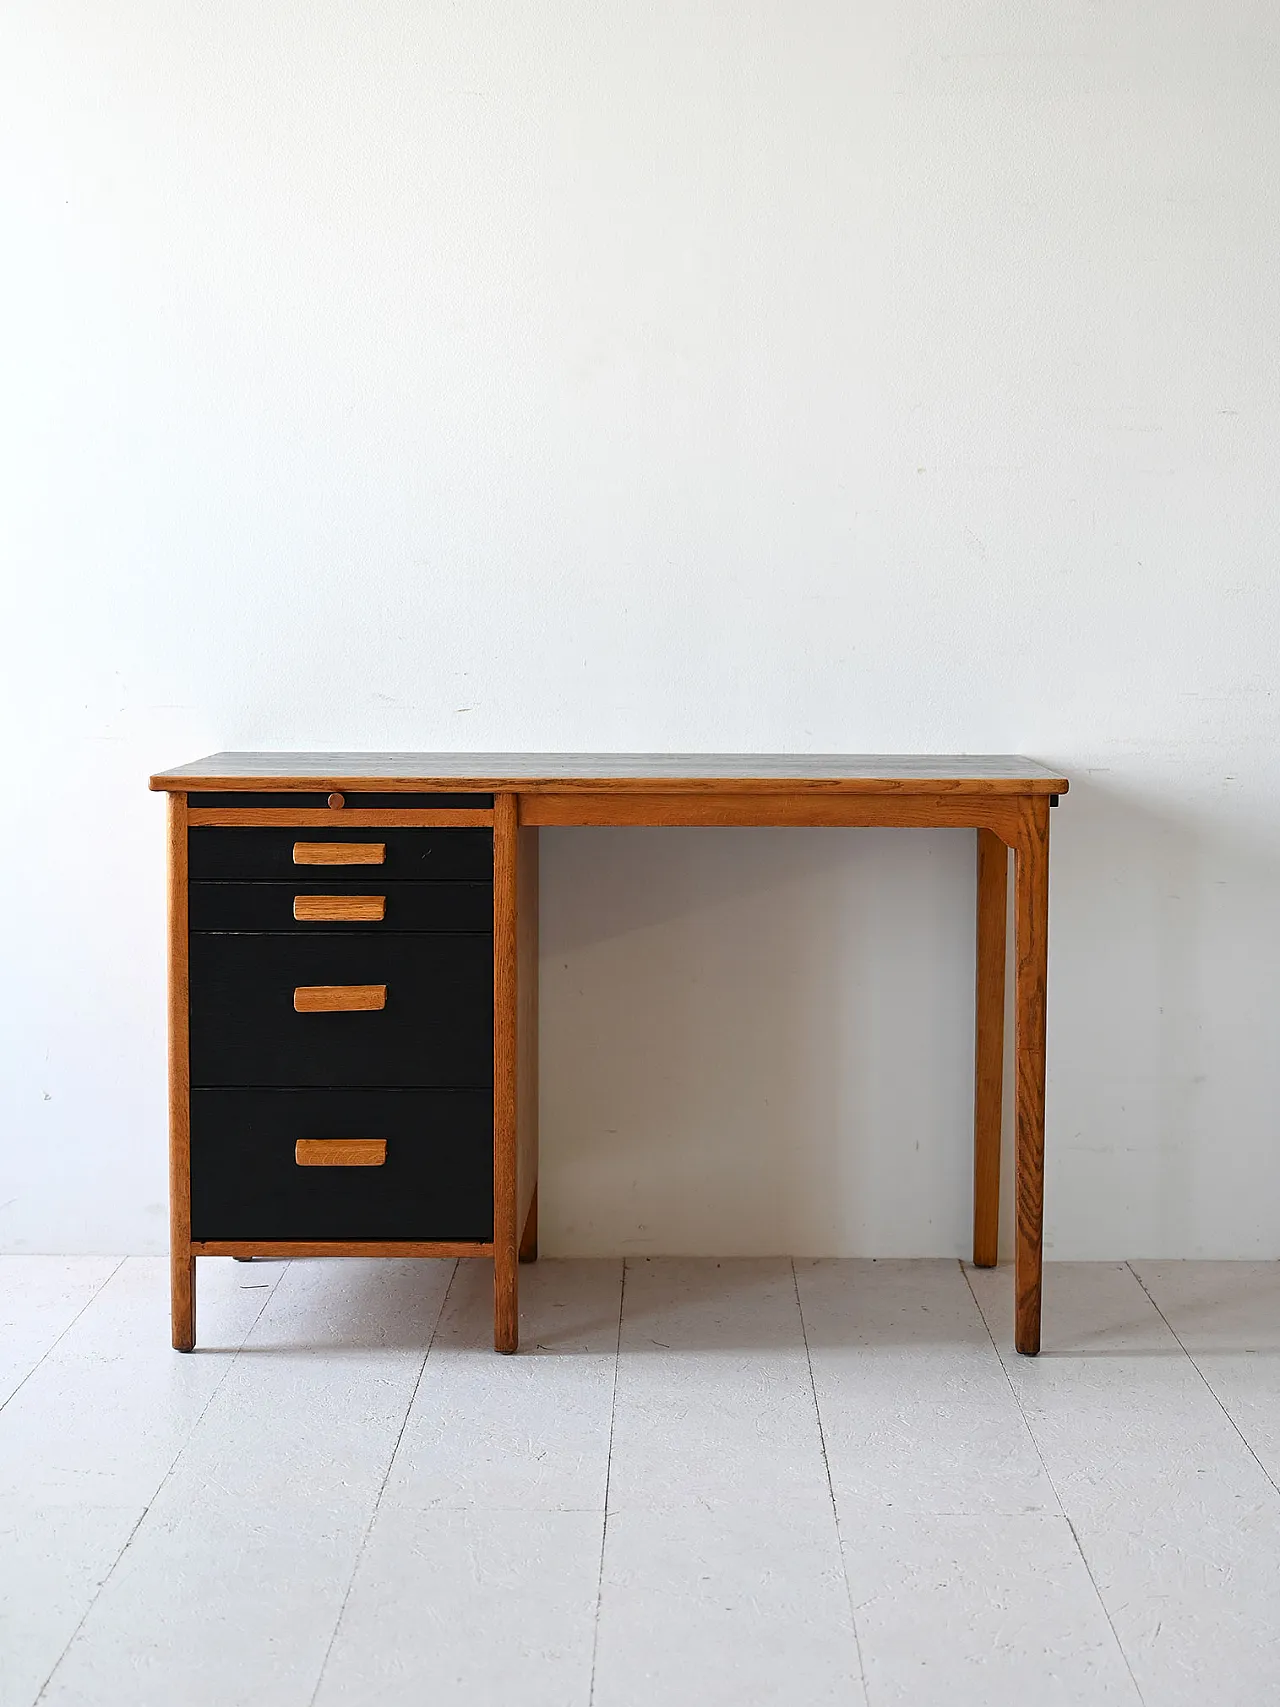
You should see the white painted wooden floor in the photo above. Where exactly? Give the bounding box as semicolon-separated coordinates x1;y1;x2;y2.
2;1257;1279;1706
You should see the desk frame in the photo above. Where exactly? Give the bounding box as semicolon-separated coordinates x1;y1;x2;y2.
155;760;1061;1358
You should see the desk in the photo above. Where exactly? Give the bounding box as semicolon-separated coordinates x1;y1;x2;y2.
150;753;1067;1355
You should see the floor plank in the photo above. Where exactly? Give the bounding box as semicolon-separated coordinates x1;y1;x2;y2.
0;1257;281;1707
311;1262;622;1704
1132;1260;1280;1490
595;1503;865;1707
797;1259;1056;1517
314;1508;603;1707
8;1257;1280;1707
843;1513;1140;1706
378;1257;622;1512
36;1259;454;1707
0;1257;121;1410
606;1257;828;1510
969;1262;1280;1707
594;1259;863;1706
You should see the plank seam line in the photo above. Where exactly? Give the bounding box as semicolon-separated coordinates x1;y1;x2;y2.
792;1258;870;1701
305;1257;461;1707
1127;1261;1280;1502
587;1258;626;1707
0;1255;127;1423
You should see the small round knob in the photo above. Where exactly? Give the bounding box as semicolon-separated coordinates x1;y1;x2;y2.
327;792;345;809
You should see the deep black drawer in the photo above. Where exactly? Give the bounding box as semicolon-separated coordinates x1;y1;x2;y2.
189;827;492;882
189;933;493;1088
190;1088;493;1240
190;880;493;934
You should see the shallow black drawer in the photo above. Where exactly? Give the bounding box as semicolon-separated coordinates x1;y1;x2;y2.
189;933;493;1088
189;827;492;882
190;1088;493;1241
190;880;493;934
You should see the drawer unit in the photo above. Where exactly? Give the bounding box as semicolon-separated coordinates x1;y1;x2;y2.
181;814;500;1275
190;826;493;881
189;879;493;933
190;1088;493;1241
156;763;540;1356
189;931;493;1088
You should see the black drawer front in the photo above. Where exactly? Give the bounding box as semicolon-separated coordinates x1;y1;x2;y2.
190;791;494;809
190;880;493;934
190;1088;493;1240
189;934;493;1088
189;827;492;881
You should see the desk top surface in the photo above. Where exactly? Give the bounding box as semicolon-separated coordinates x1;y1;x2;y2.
152;752;1067;795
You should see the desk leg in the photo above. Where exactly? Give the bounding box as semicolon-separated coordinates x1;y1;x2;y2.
493;793;520;1352
973;830;1008;1268
1013;799;1050;1356
168;792;196;1352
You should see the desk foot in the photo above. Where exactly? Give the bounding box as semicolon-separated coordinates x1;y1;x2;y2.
494;1253;519;1353
172;1251;195;1352
1013;798;1049;1364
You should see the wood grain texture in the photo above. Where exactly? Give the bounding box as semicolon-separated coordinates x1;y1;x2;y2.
1013;796;1051;1355
516;823;539;1265
294;1139;387;1167
519;1185;538;1264
521;792;1027;831
167;793;195;1352
492;792;519;1352
292;842;385;864
293;895;386;922
152;751;1068;794
187;810;492;827
973;829;1008;1269
190;1240;492;1258
293;984;386;1013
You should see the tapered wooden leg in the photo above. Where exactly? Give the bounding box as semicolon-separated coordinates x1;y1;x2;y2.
1013;799;1050;1355
167;792;195;1351
493;793;520;1352
973;829;1008;1268
514;822;540;1271
172;1252;195;1351
519;1186;539;1263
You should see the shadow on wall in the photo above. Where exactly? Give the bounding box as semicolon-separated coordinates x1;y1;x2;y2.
537;781;1280;1262
539;822;977;1261
1046;771;1280;1262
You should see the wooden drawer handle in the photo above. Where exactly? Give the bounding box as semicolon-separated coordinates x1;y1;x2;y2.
295;1139;387;1167
293;984;386;1012
293;842;385;866
293;895;386;922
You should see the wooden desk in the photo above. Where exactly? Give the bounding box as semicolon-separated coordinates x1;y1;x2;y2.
150;753;1067;1356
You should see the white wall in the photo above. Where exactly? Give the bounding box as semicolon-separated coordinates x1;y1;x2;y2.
2;1;1278;1260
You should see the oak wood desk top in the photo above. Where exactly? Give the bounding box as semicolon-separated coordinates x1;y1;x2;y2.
151;752;1067;796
